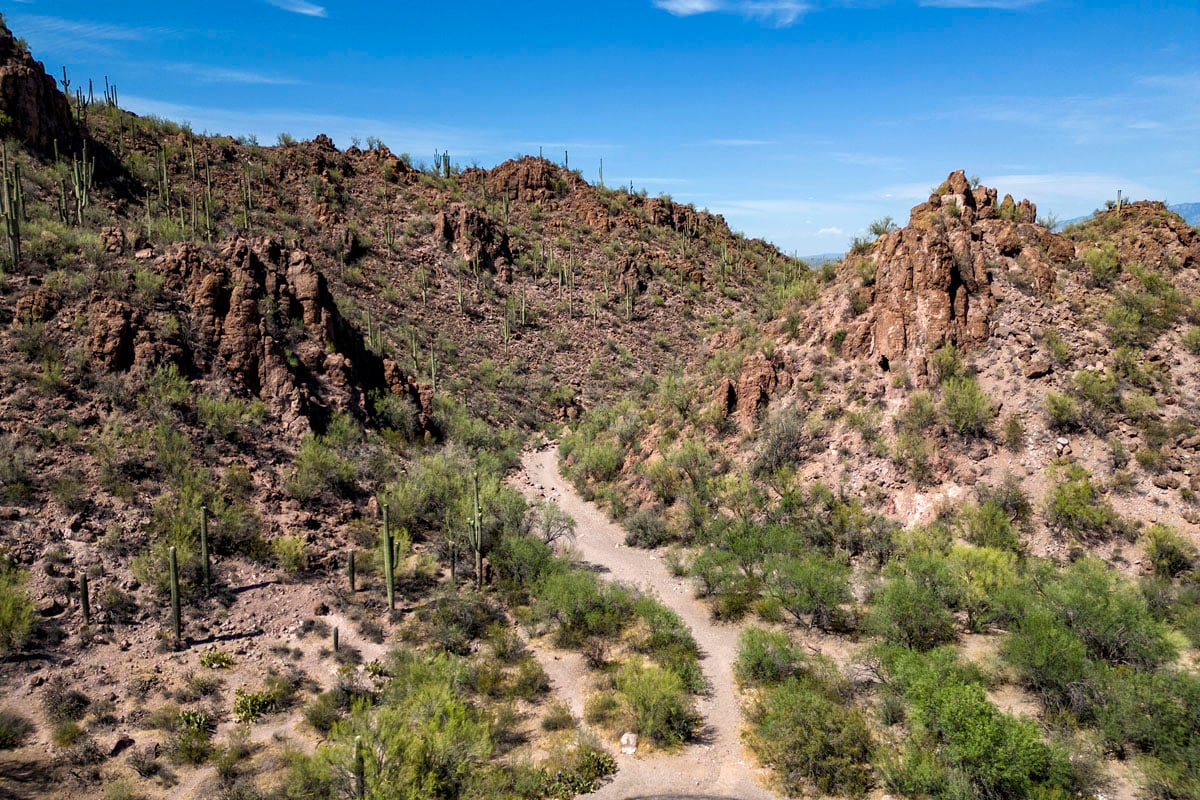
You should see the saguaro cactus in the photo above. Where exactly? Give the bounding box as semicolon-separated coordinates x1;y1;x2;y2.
1;143;23;268
468;472;484;590
199;506;211;592
348;549;356;593
169;546;182;647
382;506;395;611
79;573;90;626
354;735;366;799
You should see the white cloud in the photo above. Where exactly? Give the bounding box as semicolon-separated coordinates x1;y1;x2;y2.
168;64;301;86
8;13;174;57
653;0;722;14
652;0;810;26
817;226;846;236
264;0;327;18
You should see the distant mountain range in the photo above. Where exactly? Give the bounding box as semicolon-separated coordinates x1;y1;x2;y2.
1060;202;1200;229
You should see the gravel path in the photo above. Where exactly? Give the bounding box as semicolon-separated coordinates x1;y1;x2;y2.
515;444;781;800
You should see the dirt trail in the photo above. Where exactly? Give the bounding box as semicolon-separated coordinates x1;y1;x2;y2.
515;444;780;800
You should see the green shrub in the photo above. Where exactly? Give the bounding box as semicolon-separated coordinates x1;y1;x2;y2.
747;673;874;797
302;692;343;735
1144;524;1198;580
583;691;622;727
961;500;1022;553
535;571;634;647
1043;463;1123;539
272;533;310;575
868;577;956;651
286;431;357;502
1183;326;1200;354
931;344;964;385
41;676;90;723
540;701;575;732
1045;391;1081;431
623;508;671;548
1084;243;1120;285
898;391;938;434
200;650;236;669
1001;608;1090;708
941;376;993;437
735;627;807;686
0;709;32;749
763;553;852;631
0;565;34;656
615;661;700;747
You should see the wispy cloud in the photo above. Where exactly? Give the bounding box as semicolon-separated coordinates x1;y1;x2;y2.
8;13;174;57
817;226;846;236
652;0;811;27
167;64;301;86
264;0;327;18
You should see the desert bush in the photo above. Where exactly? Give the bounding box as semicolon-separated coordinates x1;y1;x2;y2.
1183;326;1200;354
1002;607;1091;709
751;407;809;476
232;673;296;723
623;508;671;548
1043;463;1123;539
1045;391;1081;431
0;564;34;656
961;500;1022;553
535;571;634;647
1000;414;1024;449
201;650;236;669
930;343;964;385
735;627;807;687
897;391;938;434
0;709;32;749
272;533;310;575
287;432;357;501
941;376;993;437
747;672;874;797
540;701;575;732
764;553;852;631
868;576;956;651
302;692;343;735
615;661;700;747
42;676;90;723
1084;243;1120;285
1144;524;1198;580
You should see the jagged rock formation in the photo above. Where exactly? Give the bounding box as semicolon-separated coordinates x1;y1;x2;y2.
437;204;514;276
0;22;79;154
86;237;431;434
842;170;1075;378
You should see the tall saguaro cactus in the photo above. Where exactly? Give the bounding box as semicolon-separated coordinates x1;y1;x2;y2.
468;471;484;590
169;546;182;648
200;506;211;593
79;573;90;626
1;143;23;269
382;505;395;611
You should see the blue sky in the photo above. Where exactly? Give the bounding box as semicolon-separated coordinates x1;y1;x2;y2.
6;1;1198;255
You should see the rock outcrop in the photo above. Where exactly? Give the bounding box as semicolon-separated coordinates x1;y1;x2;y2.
0;20;79;155
841;170;1075;377
437;205;513;275
87;237;431;435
